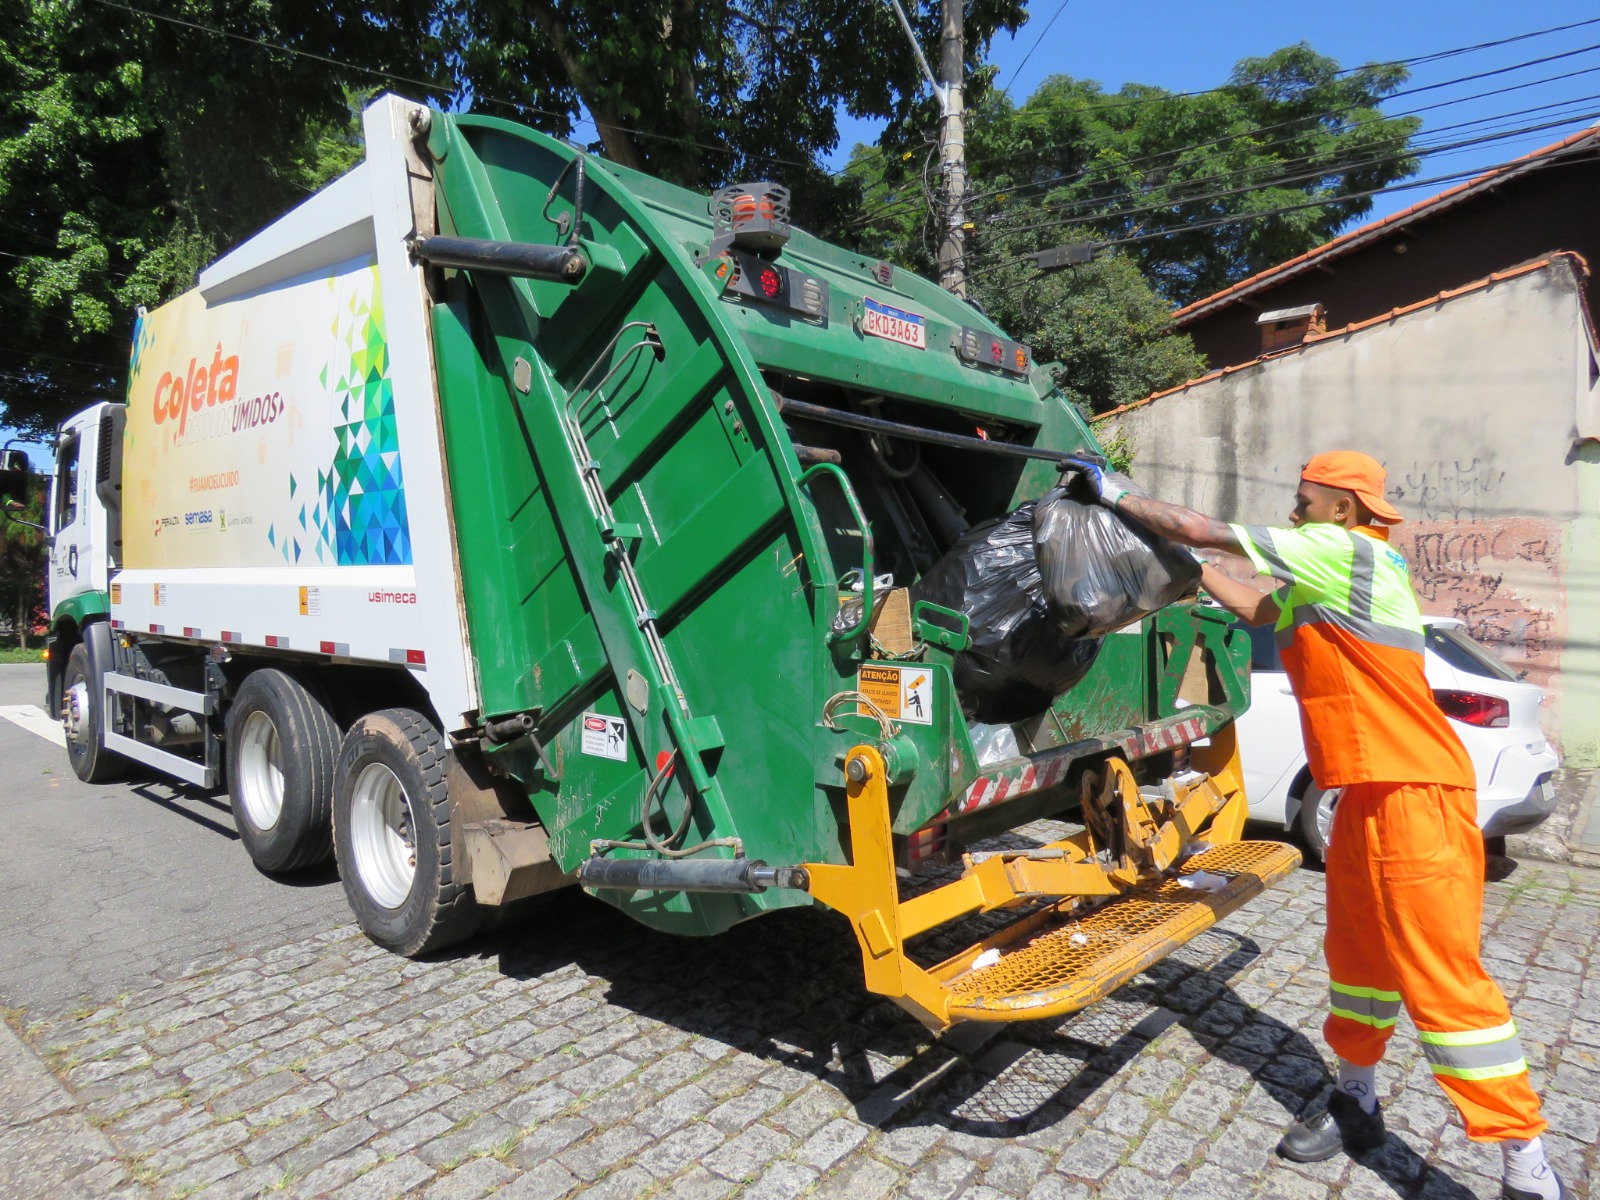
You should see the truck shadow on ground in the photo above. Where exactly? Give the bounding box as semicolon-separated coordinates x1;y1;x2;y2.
124;777;341;885
484;888;1472;1199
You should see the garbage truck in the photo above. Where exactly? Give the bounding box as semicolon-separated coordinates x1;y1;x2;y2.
6;94;1299;1032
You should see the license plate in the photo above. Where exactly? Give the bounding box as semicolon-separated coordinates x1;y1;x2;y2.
862;297;926;349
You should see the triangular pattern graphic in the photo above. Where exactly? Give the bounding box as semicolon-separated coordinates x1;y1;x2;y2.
304;263;411;567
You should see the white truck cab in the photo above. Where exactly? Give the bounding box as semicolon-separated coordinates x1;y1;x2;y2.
43;402;125;718
47;402;124;620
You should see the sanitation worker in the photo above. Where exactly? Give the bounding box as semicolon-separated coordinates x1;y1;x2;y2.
1064;449;1563;1200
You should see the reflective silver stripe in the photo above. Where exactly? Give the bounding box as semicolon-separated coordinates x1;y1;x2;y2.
1328;985;1402;1027
1348;533;1375;621
1245;526;1297;584
1420;1032;1527;1074
1274;604;1426;653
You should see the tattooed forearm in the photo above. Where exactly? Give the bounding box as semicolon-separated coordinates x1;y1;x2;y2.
1114;494;1243;552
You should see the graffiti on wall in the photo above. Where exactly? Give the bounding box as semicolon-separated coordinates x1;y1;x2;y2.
1394;516;1562;689
1392;458;1507;523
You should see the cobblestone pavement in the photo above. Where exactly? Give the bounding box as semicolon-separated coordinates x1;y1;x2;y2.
5;848;1596;1200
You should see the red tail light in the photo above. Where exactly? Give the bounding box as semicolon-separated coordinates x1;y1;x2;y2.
1433;689;1510;728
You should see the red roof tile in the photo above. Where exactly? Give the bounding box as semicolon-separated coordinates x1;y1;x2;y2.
1171;125;1600;328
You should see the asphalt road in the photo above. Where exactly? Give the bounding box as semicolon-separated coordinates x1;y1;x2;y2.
0;663;347;1013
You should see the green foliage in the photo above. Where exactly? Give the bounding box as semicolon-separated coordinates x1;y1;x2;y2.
972;253;1205;417
1;1;1027;434
0;476;46;647
967;44;1421;304
837;43;1420;414
446;1;1025;234
0;0;435;435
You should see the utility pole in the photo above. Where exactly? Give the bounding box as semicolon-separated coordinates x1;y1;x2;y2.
936;0;967;297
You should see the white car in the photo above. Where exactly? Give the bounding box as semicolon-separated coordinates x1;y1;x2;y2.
1234;615;1560;861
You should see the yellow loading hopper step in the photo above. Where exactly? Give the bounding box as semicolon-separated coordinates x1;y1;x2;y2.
941;840;1302;1023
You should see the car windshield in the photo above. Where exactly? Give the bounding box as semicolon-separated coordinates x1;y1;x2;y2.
1425;624;1520;682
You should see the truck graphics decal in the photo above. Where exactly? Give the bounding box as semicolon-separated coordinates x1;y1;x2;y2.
125;256;411;568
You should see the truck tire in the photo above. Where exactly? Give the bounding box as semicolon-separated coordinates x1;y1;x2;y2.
61;627;126;784
226;669;340;873
1296;781;1341;865
333;708;482;956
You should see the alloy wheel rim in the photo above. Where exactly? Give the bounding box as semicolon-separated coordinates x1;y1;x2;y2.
1316;788;1341;848
349;762;417;909
63;679;89;749
237;710;285;830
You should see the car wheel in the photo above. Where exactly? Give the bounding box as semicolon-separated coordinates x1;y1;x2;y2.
1296;782;1341;864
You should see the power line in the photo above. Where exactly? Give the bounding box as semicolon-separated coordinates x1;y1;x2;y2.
86;0;817;171
937;30;1600;211
848;45;1600;232
999;0;1071;98
972;106;1599;244
963;49;1600;212
965;91;1600;236
962;147;1600;282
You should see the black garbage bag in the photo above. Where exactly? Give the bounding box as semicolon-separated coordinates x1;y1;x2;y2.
1032;483;1201;638
910;502;1102;724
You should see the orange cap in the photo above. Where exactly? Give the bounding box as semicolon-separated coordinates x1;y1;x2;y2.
1301;451;1403;524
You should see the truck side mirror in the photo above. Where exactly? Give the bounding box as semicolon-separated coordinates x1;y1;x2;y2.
0;448;29;503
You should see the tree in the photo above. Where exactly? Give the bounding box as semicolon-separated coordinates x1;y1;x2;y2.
2;1;1028;435
839;44;1420;413
0;0;437;436
840;101;1206;416
444;0;1025;232
965;45;1422;304
973;253;1206;418
0;477;47;649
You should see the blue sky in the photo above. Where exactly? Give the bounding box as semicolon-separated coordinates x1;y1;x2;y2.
829;0;1600;224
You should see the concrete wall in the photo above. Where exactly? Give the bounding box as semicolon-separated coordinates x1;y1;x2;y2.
1100;261;1600;763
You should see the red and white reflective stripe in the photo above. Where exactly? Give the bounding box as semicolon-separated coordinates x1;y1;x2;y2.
390;648;426;667
950;714;1213;818
110;618;124;630
220;631;241;643
957;754;1070;816
148;624;165;634
264;635;290;649
183;626;202;638
320;641;350;656
907;826;943;863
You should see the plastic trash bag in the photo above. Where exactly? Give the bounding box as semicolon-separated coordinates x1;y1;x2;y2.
967;721;1022;767
910;502;1102;724
1032;484;1201;638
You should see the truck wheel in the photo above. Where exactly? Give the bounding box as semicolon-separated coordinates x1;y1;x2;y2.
1296;782;1341;864
333;708;481;956
226;670;340;872
62;630;126;784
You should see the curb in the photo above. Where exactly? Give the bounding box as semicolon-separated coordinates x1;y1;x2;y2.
1574;768;1600;866
1503;767;1600;869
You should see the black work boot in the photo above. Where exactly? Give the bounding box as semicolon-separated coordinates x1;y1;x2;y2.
1277;1091;1387;1162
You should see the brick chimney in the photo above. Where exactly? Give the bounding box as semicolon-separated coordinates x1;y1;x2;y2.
1256;303;1326;354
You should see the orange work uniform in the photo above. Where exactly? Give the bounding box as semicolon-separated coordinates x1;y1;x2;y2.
1233;521;1546;1143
